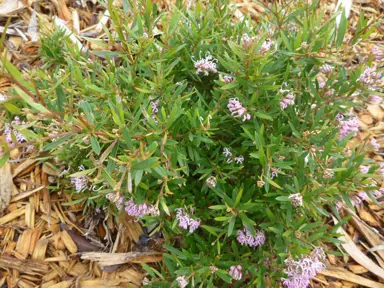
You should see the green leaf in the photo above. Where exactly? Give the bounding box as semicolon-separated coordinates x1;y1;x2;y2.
3;102;21;114
62;197;86;206
208;205;227;210
201;225;219;236
90;136;101;155
336;10;348;47
216;270;232;283
276;196;289;201
43;133;73;152
0;152;10;168
227;217;235;236
132;157;159;170
254;111;273;121
265;177;282;189
14;86;50;113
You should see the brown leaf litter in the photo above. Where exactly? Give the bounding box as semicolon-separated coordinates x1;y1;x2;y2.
0;0;383;288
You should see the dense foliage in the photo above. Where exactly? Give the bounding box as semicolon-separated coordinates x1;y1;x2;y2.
1;0;383;287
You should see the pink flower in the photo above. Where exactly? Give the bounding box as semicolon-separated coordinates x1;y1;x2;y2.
234;155;244;164
357;192;368;201
260;39;274;55
360;165;369;174
318;81;326;89
378;162;384;177
176;276;188;288
372;45;383;60
241;33;255;49
360;67;381;86
4;117;27;146
282;247;326;288
289;193;303;207
280;93;295;110
227;98;251;121
150;99;160;124
193;52;218;75
338;117;359;139
176;208;200;233
222;75;235;84
236;227;265;247
320;64;332;74
370;138;380;151
229;265;243;280
125;199;159;218
71;176;89;193
368;95;382;105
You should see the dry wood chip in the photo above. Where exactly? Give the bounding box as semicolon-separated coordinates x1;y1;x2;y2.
49;279;74;288
0;256;50;275
348;264;369;274
350;214;384;264
0;0;25;16
81;251;163;266
358;208;380;226
0;207;25;225
10;185;44;203
79;279;124;288
332;216;384;279
321;266;384;288
60;230;78;254
32;238;49;261
0;162;13;212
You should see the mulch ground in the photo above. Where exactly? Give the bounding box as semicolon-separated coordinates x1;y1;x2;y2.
0;0;383;287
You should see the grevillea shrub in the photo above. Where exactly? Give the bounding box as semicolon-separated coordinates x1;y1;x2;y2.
1;0;383;287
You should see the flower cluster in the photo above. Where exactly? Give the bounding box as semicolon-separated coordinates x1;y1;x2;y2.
289;193;303;208
4;117;27;146
229;265;243;280
282;247;326;288
222;75;235;84
193;52;218;75
260;39;274;55
320;64;332;75
223;148;244;164
271;167;282;178
338;116;359;140
359;67;381;86
206;176;217;188
372;45;383;60
241;33;256;49
106;193;124;210
176;276;188;288
368;95;382;105
237;227;266;248
71;175;89;193
0;93;7;101
370;138;380;151
227;98;251;121
150;99;160;124
125;198;160;218
378;162;384;176
360;165;369;174
176;208;201;233
280;93;295;110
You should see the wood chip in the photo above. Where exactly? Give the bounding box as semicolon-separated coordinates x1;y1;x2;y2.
0;207;25;225
0;256;49;275
348;264;369;274
321;266;384;288
0;162;13;212
81;252;163;266
32;238;49;261
358;208;380;226
350;214;384;263
59;231;78;254
332;216;384;279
